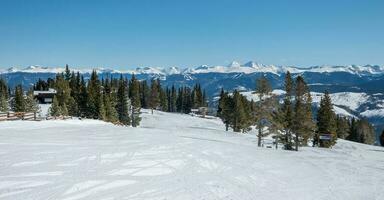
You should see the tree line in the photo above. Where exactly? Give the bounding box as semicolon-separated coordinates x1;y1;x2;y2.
217;71;377;150
0;65;207;127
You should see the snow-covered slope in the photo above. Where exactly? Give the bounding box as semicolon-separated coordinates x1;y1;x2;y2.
0;110;383;200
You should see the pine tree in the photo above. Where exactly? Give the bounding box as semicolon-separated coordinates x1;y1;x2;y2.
54;74;71;115
293;76;315;151
336;115;349;139
104;93;119;123
87;70;101;119
129;74;141;127
24;90;40;113
255;76;273;146
78;76;88;117
116;76;130;125
170;85;177;112
316;91;337;147
0;79;8;112
231;90;247;132
64;64;71;81
217;89;233;131
139;81;150;109
355;119;375;144
159;87;168;111
347;118;358;142
380;130;384;146
0;93;8;112
49;95;61;117
282;71;294;150
12;85;25;112
149;79;160;114
98;94;106;120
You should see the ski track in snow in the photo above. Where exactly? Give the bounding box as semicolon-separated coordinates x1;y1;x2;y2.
0;110;383;200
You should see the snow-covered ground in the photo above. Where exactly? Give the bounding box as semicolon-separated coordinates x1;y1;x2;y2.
0;110;383;200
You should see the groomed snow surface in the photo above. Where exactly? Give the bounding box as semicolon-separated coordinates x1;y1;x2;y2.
0;110;383;200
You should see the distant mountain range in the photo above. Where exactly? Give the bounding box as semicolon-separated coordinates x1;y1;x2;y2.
1;61;384;137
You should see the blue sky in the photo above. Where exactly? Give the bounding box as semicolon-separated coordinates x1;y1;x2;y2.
0;0;383;69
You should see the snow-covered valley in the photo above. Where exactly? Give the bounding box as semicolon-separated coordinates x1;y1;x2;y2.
0;110;383;200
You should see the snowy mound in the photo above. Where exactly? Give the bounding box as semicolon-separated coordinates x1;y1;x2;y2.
0;110;383;199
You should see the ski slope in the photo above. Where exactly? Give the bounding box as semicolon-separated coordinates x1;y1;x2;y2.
0;110;383;200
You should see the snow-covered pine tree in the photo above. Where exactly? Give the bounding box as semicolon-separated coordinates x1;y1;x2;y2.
317;91;337;147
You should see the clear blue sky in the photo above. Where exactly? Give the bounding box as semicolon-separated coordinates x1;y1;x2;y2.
0;0;383;69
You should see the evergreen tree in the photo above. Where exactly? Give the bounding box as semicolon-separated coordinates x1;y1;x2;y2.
49;95;61;117
64;64;71;81
139;80;150;109
231;90;248;132
78;76;88;117
12;85;25;112
217;89;233;131
347;118;358;142
24;90;40;113
355;119;375;144
104;93;119;123
0;79;9;99
316;91;337;147
116;76;130;125
293;76;315;151
149;79;160;114
170;85;177;112
380;130;384;146
159;87;168;111
98;94;106;120
255;76;273;147
0;79;8;112
129;74;141;127
282;71;294;150
336;115;349;139
0;93;8;112
176;87;183;113
182;87;192;113
54;74;71;115
87;70;101;119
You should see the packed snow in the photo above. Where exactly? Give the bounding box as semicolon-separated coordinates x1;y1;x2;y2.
0;110;383;200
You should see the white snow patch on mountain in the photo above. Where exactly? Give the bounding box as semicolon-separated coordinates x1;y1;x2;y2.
2;62;382;76
361;109;384;118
